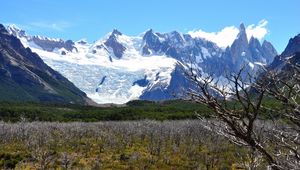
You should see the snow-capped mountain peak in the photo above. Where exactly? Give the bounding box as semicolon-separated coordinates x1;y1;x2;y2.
6;24;278;104
111;29;122;36
7;24;26;37
239;23;246;32
236;23;248;42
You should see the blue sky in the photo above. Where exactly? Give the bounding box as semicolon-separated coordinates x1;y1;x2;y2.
1;0;299;53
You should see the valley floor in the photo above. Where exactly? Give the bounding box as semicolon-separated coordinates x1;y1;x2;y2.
0;120;254;169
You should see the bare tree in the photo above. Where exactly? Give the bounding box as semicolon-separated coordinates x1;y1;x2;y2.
257;59;300;169
184;59;300;169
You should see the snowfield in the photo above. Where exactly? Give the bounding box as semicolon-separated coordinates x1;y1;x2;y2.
19;31;177;104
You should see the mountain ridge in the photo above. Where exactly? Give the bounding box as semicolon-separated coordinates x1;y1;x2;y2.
269;33;300;70
5;23;278;104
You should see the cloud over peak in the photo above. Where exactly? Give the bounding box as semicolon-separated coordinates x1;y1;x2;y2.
188;20;269;48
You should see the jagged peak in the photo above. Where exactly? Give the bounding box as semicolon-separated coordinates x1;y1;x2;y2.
249;36;260;45
143;28;159;41
262;40;277;56
111;29;122;36
239;23;246;32
166;30;186;44
236;23;247;40
281;34;300;56
170;30;180;35
5;24;26;37
104;29;123;42
32;35;64;42
146;28;153;33
144;29;155;36
6;24;66;43
249;36;255;44
232;22;248;46
7;24;22;32
262;40;271;46
167;30;180;38
170;30;184;38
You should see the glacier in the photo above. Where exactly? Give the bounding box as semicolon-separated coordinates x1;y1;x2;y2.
11;27;177;104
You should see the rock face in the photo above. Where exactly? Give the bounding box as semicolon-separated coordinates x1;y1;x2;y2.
261;34;300;96
139;64;190;100
30;37;77;52
262;40;278;63
104;29;126;58
281;34;300;57
230;24;251;66
142;29;163;55
0;24;90;104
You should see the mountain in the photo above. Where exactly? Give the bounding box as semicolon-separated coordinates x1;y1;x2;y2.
281;34;300;57
269;34;300;70
6;24;278;104
221;23;277;74
0;24;91;104
256;33;300;97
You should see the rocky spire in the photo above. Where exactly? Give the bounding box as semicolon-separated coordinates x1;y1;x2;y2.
229;23;250;66
236;23;248;43
111;29;122;36
239;23;246;32
281;34;300;57
262;40;277;63
143;29;156;41
6;24;26;37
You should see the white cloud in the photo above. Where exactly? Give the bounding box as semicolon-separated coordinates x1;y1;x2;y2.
246;20;268;41
188;20;269;48
3;21;71;33
30;21;71;32
188;26;239;48
3;23;32;31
